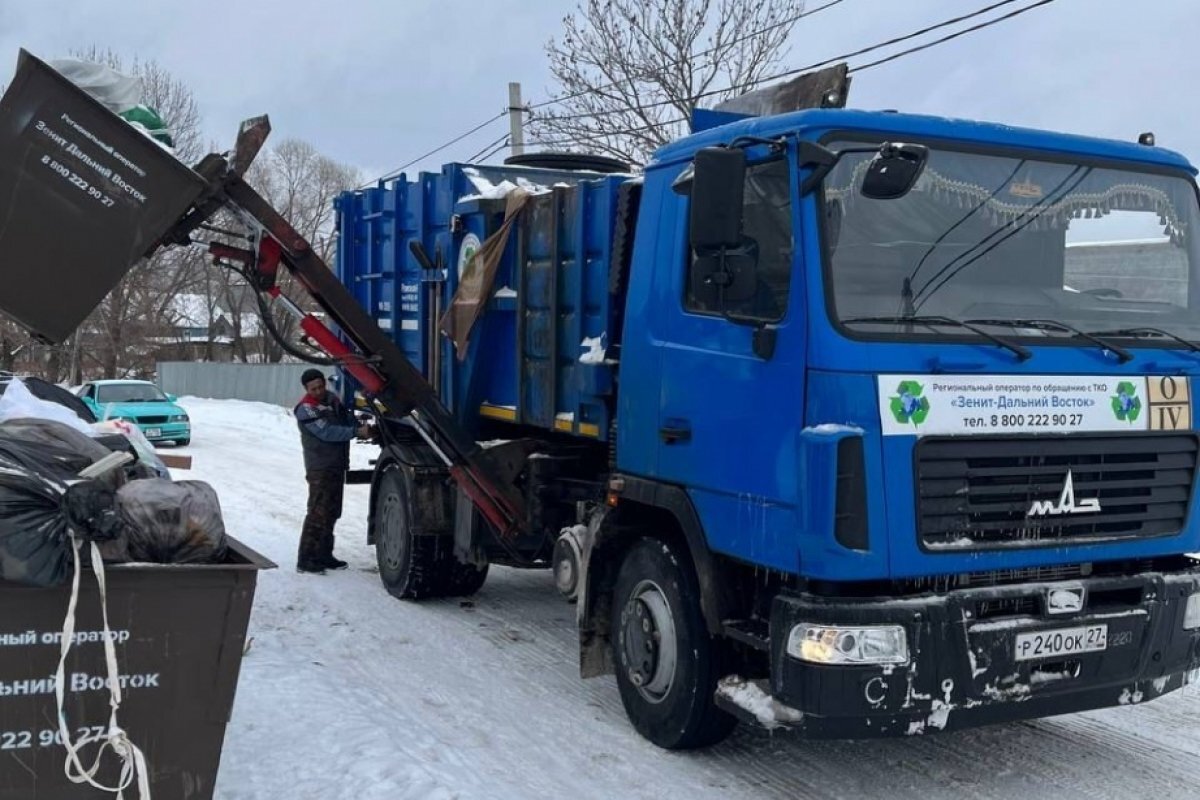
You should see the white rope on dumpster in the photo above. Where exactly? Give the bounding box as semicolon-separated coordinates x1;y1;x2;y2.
53;532;152;799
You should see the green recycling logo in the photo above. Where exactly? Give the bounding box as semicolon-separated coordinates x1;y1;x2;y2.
1111;381;1142;423
890;380;931;427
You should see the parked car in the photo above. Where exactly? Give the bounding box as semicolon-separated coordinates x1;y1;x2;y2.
76;380;190;445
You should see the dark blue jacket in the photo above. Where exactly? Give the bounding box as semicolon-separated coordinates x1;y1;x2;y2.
294;390;357;473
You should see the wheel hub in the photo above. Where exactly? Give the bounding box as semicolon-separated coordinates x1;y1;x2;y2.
622;580;677;703
378;490;405;571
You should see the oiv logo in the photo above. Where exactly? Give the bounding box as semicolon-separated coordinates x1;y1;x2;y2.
1027;470;1101;517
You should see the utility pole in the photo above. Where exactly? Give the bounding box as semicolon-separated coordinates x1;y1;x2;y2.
508;82;525;158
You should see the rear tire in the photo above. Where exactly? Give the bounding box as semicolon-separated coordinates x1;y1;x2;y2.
373;464;488;599
612;537;736;749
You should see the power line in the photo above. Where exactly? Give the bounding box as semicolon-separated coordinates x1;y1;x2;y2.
537;0;1054;124
526;0;850;113
473;135;512;163
466;132;510;163
848;0;1057;73
361;111;507;187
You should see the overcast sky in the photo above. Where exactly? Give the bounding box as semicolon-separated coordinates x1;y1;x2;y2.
1;0;1196;182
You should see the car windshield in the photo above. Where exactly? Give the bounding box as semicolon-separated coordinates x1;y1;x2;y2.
96;384;167;403
821;140;1200;345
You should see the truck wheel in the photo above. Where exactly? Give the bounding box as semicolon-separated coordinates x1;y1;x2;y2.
612;537;736;749
373;465;487;599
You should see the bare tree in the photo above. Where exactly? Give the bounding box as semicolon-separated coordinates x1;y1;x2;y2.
530;0;804;166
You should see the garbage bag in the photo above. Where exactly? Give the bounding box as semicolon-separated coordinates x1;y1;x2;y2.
0;419;140;584
0;378;96;436
0;377;96;424
48;58;174;149
0;418;117;480
0;457;122;587
0;455;72;586
47;58;141;113
91;420;171;480
63;481;124;544
119;104;174;148
117;479;227;564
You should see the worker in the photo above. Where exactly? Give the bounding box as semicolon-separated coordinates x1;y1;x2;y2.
293;368;371;574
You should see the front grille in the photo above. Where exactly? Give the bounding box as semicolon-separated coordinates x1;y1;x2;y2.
916;434;1198;550
137;415;169;424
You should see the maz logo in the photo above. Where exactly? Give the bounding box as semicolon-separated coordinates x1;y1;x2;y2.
1027;470;1101;517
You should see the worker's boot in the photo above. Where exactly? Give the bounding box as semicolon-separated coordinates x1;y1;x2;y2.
318;531;348;570
321;555;349;570
296;557;327;575
297;522;326;575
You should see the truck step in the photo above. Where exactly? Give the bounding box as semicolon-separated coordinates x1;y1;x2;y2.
723;619;770;651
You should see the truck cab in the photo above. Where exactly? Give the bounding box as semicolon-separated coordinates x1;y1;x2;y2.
596;108;1200;743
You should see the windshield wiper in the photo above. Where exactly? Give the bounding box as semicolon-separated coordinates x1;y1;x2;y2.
964;318;1133;363
842;314;1031;361
1087;326;1200;354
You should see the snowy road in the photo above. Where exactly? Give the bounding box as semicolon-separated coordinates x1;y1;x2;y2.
168;398;1200;799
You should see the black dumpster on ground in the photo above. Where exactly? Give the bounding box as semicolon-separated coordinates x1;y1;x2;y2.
0;537;274;799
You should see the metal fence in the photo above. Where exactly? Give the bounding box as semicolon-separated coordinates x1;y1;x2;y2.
157;362;325;407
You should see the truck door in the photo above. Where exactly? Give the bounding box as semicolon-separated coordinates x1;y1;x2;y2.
652;156;807;571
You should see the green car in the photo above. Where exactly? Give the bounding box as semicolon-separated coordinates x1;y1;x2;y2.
77;379;191;446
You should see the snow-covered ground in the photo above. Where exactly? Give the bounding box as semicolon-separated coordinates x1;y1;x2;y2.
166;397;1200;800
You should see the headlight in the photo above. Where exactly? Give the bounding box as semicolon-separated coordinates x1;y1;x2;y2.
786;623;909;666
170;414;189;422
1184;593;1200;630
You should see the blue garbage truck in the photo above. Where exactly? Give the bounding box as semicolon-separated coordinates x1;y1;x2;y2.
332;108;1200;747
4;48;1200;752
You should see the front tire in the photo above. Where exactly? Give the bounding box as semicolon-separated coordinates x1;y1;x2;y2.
612;537;736;749
373;464;488;600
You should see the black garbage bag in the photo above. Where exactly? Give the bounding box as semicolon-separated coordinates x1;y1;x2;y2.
0;419;116;484
117;479;227;565
0;454;73;586
0;421;132;586
0;463;122;587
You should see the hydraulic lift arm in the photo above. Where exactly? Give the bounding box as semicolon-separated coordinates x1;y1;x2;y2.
166;119;526;539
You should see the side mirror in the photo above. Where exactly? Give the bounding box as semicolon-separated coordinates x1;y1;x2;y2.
166;393;177;403
688;147;746;251
861;142;929;200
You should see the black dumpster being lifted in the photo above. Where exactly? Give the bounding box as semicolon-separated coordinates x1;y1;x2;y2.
0;538;274;800
0;48;208;344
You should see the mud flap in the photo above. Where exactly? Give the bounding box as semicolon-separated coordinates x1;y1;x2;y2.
0;49;207;343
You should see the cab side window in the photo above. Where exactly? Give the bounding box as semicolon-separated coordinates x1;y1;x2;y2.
685;158;793;321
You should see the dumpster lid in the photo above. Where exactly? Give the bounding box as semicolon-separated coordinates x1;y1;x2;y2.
0;49;210;343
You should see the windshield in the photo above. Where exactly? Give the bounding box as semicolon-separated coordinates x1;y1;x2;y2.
96;383;167;403
821;140;1200;345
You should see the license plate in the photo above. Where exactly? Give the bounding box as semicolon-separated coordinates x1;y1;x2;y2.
1014;624;1107;661
144;428;162;438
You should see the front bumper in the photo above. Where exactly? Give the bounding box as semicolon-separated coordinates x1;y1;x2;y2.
138;421;190;442
732;568;1200;737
